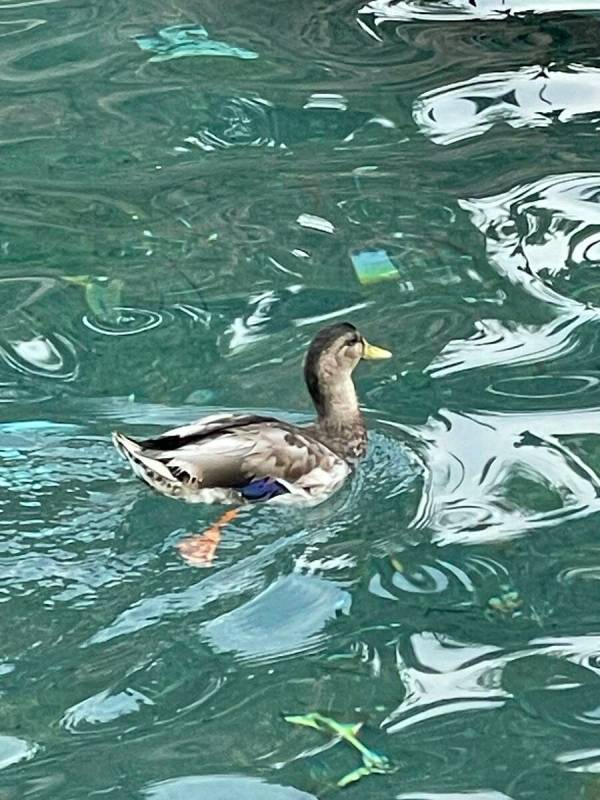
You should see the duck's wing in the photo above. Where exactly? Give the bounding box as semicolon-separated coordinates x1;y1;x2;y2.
113;413;348;499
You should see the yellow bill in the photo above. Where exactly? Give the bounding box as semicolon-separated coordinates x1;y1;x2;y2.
362;339;392;360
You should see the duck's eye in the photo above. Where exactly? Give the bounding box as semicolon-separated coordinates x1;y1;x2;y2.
337;334;361;353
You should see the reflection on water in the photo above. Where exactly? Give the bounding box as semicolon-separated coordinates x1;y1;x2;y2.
203;573;352;664
383;630;600;732
181;94;378;153
461;173;600;303
396;793;514;800
61;687;154;733
0;736;38;771
360;0;600;23
400;407;600;545
3;0;600;798
415;65;600;145
144;775;317;800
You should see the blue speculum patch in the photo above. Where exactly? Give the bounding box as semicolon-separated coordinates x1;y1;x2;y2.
237;477;290;501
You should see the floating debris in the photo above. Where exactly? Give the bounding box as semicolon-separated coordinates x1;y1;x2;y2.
351;249;399;285
133;24;258;62
486;584;523;617
296;213;336;235
284;711;394;788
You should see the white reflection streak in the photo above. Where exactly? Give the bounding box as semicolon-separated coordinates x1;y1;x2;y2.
293;302;372;327
557;747;600;773
461;173;600;287
414;65;600;146
427;173;600;376
396;792;515;800
389;407;600;544
359;0;600;23
428;314;589;377
384;632;600;735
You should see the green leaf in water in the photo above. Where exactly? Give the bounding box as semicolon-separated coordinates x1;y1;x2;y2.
337;766;371;788
84;278;123;323
284;712;362;739
284;711;395;788
390;556;404;572
63;275;123;323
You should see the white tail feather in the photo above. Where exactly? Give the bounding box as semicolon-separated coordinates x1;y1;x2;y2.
112;431;175;482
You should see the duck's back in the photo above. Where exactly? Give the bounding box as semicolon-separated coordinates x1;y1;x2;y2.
113;412;350;505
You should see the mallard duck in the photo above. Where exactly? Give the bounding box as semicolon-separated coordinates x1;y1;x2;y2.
112;322;391;507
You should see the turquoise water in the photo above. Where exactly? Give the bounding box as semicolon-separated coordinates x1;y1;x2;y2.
3;1;600;797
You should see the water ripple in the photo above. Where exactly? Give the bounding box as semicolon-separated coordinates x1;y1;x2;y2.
82;307;163;336
488;375;599;399
369;549;526;622
2;0;600;796
0;18;45;38
427;314;589;377
397;794;514;800
0;332;78;380
184;96;280;151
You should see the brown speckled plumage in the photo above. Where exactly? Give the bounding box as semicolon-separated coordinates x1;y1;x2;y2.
113;322;391;506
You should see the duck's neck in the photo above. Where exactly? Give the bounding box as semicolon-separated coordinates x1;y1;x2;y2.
313;375;367;462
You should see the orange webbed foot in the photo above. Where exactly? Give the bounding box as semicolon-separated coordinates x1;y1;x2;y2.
177;508;240;567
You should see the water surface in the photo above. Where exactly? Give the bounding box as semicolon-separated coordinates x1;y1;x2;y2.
2;1;600;798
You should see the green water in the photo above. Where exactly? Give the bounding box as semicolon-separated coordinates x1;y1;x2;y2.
3;1;600;797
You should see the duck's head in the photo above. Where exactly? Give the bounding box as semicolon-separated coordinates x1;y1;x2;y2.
304;322;391;416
